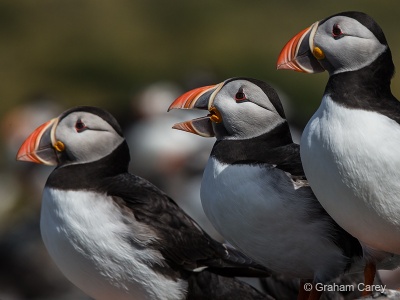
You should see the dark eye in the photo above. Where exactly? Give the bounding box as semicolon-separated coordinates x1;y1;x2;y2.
332;24;343;38
235;88;247;102
75;119;87;132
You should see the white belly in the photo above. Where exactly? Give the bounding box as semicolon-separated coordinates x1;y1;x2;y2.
40;188;187;300
301;95;400;254
200;157;347;282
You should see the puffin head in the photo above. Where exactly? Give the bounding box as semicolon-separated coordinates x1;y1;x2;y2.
168;77;287;141
16;106;126;168
277;11;393;77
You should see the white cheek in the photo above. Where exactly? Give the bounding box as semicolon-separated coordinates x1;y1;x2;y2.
327;39;386;74
316;18;387;75
218;102;284;140
59;130;125;164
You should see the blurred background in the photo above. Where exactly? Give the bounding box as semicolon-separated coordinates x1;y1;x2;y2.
1;1;400;299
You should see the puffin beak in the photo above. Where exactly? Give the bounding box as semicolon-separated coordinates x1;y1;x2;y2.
168;82;224;137
276;21;325;73
16;117;61;166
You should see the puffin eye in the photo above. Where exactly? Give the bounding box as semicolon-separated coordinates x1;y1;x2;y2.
75;119;87;132
332;24;343;38
235;88;247;102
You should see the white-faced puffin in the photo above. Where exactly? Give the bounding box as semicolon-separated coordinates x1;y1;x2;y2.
277;11;400;293
168;77;400;299
16;106;273;300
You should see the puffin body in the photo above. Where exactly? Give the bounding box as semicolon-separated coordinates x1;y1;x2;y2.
17;106;270;300
277;11;400;255
168;78;369;292
41;188;182;300
302;94;400;253
201;153;349;281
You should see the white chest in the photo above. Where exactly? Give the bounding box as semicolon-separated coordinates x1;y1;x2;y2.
40;188;187;300
301;95;400;253
200;157;346;281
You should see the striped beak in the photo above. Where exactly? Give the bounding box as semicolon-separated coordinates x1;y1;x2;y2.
277;21;325;73
16;117;60;166
168;82;224;137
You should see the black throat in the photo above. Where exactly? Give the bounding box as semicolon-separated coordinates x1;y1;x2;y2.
46;140;130;190
324;49;400;123
211;121;298;165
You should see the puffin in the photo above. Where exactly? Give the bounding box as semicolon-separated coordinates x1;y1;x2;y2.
16;106;272;300
168;77;400;299
277;11;400;289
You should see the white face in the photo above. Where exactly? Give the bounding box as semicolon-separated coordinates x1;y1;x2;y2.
211;80;285;140
55;111;125;166
314;16;387;75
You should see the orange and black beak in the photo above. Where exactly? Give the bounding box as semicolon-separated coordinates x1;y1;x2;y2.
168;82;224;137
16;117;63;166
277;21;325;73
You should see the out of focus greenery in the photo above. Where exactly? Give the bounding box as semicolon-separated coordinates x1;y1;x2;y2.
1;1;399;119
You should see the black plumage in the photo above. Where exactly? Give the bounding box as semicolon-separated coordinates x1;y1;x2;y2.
210;122;303;175
46;140;269;279
325;50;400;124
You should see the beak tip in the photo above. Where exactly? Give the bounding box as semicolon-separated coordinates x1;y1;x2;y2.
15;117;59;166
276;64;285;70
171;122;188;133
15;152;37;164
16;150;25;161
